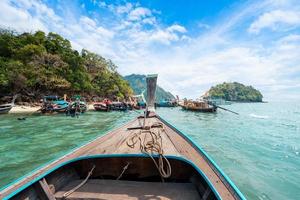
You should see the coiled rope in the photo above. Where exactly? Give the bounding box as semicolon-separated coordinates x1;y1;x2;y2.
126;121;172;180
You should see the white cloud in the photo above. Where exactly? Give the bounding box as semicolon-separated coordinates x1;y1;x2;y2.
167;24;187;33
277;34;300;43
144;25;188;44
98;1;106;7
142;17;156;25
149;30;179;44
115;3;133;14
96;26;114;38
128;7;152;21
198;22;210;29
0;0;48;32
248;10;300;34
80;16;97;28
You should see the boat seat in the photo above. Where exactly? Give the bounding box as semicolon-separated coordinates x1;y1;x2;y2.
55;179;200;200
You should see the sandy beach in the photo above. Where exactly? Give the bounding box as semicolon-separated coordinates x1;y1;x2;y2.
9;106;41;114
87;104;94;111
9;104;95;114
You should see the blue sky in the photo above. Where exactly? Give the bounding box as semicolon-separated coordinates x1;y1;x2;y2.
1;0;300;100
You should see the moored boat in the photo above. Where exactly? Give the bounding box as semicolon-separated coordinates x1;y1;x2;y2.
109;101;128;111
93;99;111;112
93;102;109;111
136;101;146;109
0;75;245;200
41;96;69;113
66;96;87;117
205;97;232;106
155;99;177;107
0;104;13;114
131;93;146;109
181;100;217;113
0;95;18;114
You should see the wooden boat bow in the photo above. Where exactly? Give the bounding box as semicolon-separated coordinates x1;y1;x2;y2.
0;114;245;200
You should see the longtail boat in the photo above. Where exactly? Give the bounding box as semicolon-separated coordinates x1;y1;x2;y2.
41;96;69;113
93;102;109;111
0;104;13;114
181;100;217;113
66;96;87;117
109;102;128;111
0;95;18;114
93;99;112;112
155;100;177;107
131;93;146;109
0;75;245;200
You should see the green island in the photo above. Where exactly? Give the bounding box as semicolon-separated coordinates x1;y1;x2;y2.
0;29;133;102
208;82;263;102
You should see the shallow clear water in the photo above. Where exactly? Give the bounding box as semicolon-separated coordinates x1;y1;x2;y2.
158;102;300;200
0;102;300;199
0;111;140;189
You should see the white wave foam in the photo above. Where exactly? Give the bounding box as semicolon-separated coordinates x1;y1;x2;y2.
249;113;269;119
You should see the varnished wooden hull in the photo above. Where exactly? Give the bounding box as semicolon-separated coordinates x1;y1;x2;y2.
182;105;217;112
0;115;245;200
93;104;109;112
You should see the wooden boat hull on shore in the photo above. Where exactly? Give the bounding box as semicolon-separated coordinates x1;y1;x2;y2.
93;103;109;111
41;105;69;113
0;95;18;114
0;105;13;114
41;98;69;114
0;114;245;200
109;102;128;111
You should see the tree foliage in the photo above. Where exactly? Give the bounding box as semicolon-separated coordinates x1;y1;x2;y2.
208;82;263;102
0;29;133;100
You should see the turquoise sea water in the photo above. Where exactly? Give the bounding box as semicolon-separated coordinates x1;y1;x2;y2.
0;102;299;199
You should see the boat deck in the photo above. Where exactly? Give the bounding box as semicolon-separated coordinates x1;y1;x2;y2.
0;115;240;200
55;179;200;200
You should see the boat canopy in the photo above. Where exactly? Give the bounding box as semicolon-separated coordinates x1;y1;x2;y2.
43;96;59;101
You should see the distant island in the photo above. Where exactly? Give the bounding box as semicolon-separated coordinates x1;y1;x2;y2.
124;74;175;102
0;29;132;102
207;82;263;102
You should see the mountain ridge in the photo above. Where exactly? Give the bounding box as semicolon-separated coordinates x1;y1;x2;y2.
124;74;175;102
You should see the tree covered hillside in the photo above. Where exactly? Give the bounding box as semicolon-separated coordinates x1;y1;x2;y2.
124;74;175;102
0;29;133;101
208;82;263;102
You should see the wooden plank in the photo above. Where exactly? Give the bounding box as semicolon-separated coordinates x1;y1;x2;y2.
54;179;200;200
38;178;56;200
